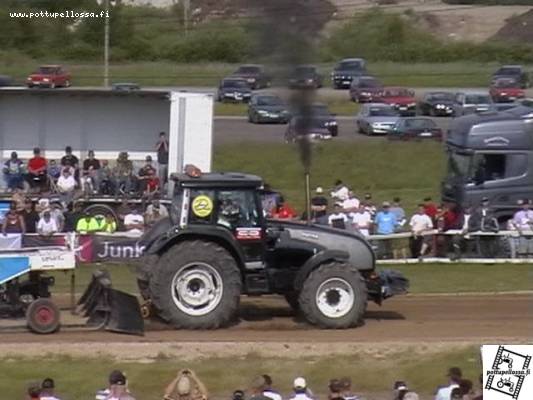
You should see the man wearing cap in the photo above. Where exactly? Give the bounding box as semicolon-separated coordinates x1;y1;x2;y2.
311;187;328;221
434;367;462;400
289;377;313;400
96;370;136;400
39;378;61;400
374;202;398;259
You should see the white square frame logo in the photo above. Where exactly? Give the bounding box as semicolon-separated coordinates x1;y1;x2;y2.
482;345;532;400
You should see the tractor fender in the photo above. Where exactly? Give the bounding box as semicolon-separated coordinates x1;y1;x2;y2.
146;226;247;271
293;249;350;292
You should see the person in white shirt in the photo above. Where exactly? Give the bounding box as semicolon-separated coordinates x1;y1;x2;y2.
57;168;77;205
330;180;350;202
289;377;313;400
409;204;434;257
39;377;62;400
328;204;348;229
37;211;59;236
349;205;372;236
434;367;462;400
124;208;145;235
342;191;360;212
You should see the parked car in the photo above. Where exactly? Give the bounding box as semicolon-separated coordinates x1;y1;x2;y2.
112;82;141;91
452;91;494;116
489;77;526;103
0;75;13;87
26;65;71;88
418;91;455;116
217;78;252;103
349;76;383;103
377;87;416;116
356;103;400;135
231;64;271;90
247;94;290;124
331;58;367;89
388;117;443;141
491;65;529;89
285;103;338;142
288;65;323;89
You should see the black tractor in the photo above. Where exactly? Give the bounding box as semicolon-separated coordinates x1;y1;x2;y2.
137;170;408;329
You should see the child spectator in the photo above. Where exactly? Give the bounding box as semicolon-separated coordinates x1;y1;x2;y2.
409;204;434;258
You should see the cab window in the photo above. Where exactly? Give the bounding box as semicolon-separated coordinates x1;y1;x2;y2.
216;190;261;230
471;153;527;183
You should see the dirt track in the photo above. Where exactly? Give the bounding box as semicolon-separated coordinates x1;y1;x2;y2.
0;294;530;358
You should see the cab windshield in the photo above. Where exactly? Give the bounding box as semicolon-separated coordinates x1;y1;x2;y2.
447;150;472;180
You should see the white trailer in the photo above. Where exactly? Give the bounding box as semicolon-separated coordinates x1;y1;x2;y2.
0;88;214;193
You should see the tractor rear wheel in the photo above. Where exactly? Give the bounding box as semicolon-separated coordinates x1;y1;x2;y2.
149;240;241;329
299;262;367;329
26;298;60;334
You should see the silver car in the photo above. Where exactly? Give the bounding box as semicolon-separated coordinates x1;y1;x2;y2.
452;91;494;116
356;103;400;135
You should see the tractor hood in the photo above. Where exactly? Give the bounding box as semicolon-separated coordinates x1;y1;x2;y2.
268;219;375;271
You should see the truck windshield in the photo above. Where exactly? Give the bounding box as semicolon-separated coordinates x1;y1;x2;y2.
447;150;472;180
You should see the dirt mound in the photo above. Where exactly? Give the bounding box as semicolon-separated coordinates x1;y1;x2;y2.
492;9;533;43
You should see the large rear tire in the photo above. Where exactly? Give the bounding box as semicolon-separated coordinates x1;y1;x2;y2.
149;240;241;329
26;298;60;334
299;262;367;329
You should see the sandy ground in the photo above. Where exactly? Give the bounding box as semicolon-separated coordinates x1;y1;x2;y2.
328;0;532;42
0;293;530;361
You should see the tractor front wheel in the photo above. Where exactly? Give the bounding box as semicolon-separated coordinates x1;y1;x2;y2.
299;262;367;329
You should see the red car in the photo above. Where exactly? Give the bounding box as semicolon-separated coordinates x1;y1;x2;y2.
490;78;525;103
377;87;417;116
27;65;71;88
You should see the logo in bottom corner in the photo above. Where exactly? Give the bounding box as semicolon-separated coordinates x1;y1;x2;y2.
482;345;532;400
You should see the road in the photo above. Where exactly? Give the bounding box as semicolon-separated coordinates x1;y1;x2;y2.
0;294;530;348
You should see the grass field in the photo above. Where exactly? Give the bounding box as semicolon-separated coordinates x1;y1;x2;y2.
0;346;482;400
214;141;445;212
49;262;533;296
0;60;513;88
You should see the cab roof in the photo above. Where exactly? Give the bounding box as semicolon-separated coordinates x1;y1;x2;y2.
171;172;263;189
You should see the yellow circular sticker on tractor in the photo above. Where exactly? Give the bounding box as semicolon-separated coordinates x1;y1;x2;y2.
192;195;213;218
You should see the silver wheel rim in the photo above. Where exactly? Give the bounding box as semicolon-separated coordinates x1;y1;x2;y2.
171;262;223;316
315;277;355;318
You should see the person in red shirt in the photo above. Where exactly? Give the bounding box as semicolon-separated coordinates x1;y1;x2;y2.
423;197;438;222
272;201;298;219
26;147;48;191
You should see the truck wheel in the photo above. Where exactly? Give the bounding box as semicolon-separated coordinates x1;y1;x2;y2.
26;298;60;334
299;262;367;329
137;254;159;300
149;240;241;329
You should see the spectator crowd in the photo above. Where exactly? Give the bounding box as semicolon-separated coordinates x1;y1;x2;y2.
263;179;533;259
24;366;483;400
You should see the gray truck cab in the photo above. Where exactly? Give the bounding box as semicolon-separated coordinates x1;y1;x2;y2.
442;110;533;221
